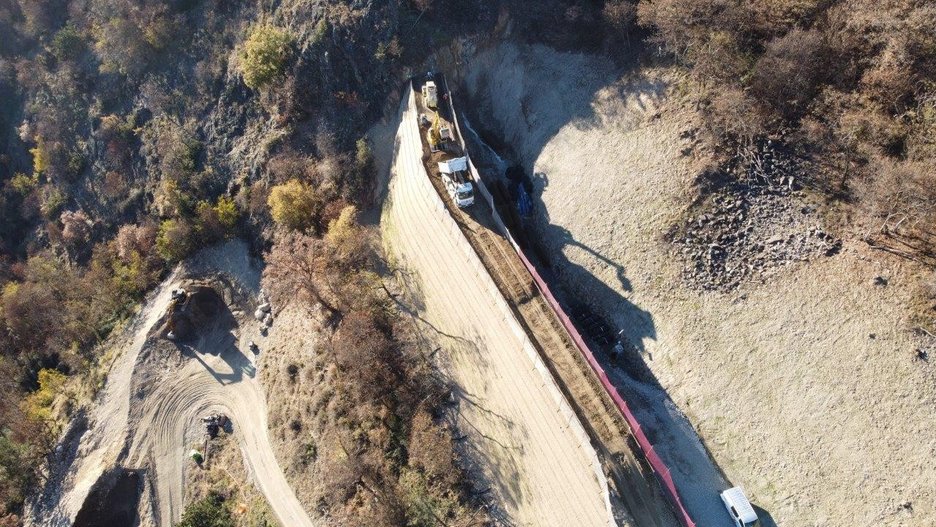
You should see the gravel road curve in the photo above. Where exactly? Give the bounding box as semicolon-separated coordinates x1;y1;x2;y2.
26;243;318;527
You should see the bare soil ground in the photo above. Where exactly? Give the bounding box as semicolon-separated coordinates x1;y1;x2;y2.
26;241;317;527
456;41;936;526
414;78;679;527
379;86;615;527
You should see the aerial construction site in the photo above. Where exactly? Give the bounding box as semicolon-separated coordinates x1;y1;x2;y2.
6;4;935;527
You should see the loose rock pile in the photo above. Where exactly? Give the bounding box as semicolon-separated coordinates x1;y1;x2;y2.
674;145;842;291
254;289;274;334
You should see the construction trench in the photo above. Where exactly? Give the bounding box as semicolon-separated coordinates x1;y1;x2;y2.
385;77;689;526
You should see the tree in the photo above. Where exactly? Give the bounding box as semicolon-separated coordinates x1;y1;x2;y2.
262;231;339;319
603;0;637;36
239;24;294;90
267;179;318;231
50;23;86;62
325;205;360;258
115;223;158;263
60;210;92;253
156;219;194;263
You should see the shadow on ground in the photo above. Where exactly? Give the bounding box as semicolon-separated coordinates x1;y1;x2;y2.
450;42;777;526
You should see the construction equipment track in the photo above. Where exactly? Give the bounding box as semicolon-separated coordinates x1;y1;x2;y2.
414;80;679;527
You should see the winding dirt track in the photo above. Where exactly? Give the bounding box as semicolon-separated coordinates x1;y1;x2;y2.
126;335;315;527
27;243;317;527
382;87;614;526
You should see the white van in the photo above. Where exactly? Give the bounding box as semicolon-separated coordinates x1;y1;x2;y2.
720;487;760;527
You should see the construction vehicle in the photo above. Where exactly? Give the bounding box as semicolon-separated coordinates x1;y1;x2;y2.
720;487;760;527
422;80;438;108
427;113;454;153
438;156;474;208
202;413;229;438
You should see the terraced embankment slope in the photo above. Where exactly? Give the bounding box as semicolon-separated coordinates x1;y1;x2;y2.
382;85;619;527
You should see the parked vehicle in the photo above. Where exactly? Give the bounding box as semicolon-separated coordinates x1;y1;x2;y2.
438;156;474;208
720;487;760;527
421;80;438;108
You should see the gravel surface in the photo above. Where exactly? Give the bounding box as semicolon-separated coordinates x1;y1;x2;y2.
457;40;936;527
380;87;614;527
27;242;318;527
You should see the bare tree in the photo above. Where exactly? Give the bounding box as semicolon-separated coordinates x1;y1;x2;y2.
263;231;340;319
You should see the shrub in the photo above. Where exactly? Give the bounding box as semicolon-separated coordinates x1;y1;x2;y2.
30;139;49;177
175;492;234;527
9;173;37;195
267;179;318;231
0;435;38;515
751;29;828;119
23;369;67;424
196;197;240;241
156;219;195;263
40;187;66;220
239;25;294;90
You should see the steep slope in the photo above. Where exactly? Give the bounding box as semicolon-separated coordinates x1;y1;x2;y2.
457;41;936;526
381;87;615;527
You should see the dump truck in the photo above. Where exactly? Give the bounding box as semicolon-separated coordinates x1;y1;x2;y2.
422;80;438;108
438;156;474;208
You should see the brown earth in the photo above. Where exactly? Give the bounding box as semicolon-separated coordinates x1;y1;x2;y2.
26;242;317;527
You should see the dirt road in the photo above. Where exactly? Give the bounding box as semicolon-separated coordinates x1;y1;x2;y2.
381;87;615;527
457;40;936;526
27;242;316;527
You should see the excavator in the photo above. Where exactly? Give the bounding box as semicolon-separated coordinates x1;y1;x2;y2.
426;112;453;153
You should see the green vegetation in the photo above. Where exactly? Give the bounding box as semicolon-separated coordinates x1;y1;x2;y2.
51;23;85;62
267;179;318;232
239;24;294;90
156;219;195;263
175;493;234;527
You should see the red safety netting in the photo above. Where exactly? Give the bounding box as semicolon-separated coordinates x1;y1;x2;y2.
438;77;698;527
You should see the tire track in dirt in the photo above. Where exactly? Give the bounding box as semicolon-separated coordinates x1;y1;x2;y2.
27;243;318;527
123;271;317;527
382;86;615;527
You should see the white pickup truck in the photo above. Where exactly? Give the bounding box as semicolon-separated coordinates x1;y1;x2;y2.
438;156;474;208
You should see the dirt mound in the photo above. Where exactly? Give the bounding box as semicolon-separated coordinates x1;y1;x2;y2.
159;283;236;342
72;467;143;527
668;142;842;291
456;40;936;526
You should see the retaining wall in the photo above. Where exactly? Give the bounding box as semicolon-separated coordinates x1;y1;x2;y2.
400;86;616;527
442;78;697;527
